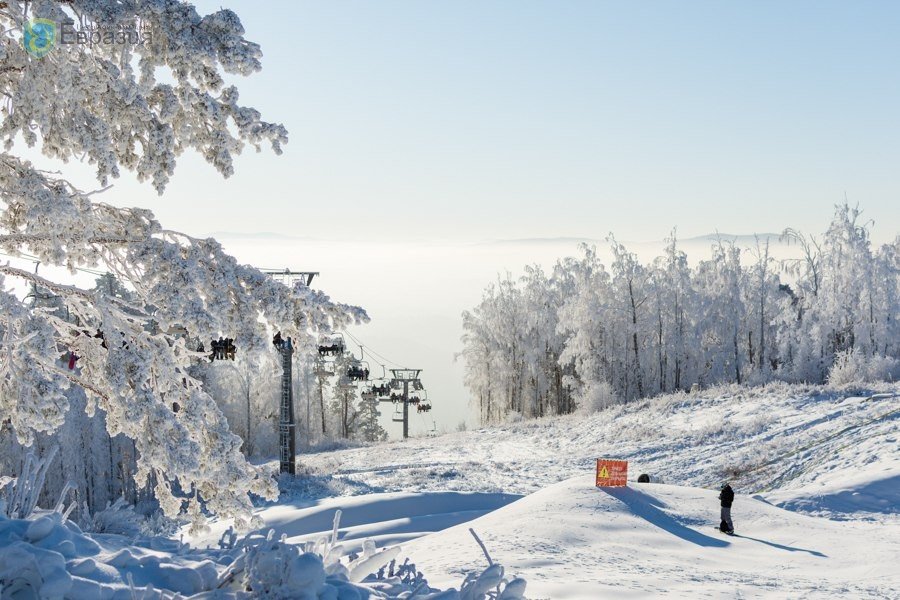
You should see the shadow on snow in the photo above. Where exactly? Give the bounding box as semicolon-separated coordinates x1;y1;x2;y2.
601;487;730;548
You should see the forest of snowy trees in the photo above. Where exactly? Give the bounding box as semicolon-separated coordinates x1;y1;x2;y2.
461;204;900;423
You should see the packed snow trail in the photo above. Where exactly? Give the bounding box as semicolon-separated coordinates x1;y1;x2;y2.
401;477;899;599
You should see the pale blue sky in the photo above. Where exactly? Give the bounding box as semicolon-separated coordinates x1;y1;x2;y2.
21;2;900;432
99;1;900;242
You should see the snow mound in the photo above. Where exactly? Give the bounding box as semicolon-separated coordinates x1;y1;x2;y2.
193;491;521;554
401;476;900;599
0;507;527;599
0;510;217;598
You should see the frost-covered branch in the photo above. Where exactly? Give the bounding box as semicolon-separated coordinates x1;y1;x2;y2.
0;0;288;192
0;0;368;527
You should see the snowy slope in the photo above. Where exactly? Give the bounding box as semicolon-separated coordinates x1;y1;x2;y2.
7;384;896;598
171;384;896;597
400;476;899;599
299;384;900;524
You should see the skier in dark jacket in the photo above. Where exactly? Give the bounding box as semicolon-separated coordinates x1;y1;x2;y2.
719;483;735;534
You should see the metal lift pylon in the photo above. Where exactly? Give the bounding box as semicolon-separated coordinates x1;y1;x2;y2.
267;269;318;476
381;368;422;440
277;337;296;475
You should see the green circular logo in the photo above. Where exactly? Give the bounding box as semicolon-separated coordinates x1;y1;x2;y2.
23;18;57;58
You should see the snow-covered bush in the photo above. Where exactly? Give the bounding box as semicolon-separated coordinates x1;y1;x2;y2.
827;349;900;387
0;448;72;521
81;497;146;537
575;381;620;415
211;513;528;599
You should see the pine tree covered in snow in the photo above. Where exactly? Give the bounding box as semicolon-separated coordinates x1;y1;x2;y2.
0;0;367;527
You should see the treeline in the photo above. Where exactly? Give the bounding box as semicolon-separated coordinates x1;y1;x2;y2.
460;204;900;423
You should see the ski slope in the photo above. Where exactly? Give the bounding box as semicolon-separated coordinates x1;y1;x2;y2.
401;477;899;598
8;384;896;598
190;384;899;597
299;384;900;525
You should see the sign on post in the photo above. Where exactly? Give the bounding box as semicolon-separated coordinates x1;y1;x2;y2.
596;459;628;487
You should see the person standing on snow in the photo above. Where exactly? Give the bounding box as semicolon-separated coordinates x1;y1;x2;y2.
719;482;735;534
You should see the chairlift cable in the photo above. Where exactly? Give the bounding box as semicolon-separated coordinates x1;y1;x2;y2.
344;330;404;368
0;251;109;277
0;250;39;262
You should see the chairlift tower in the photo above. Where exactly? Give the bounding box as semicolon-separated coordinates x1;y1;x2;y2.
266;268;317;475
263;269;319;287
277;337;296;474
382;368;422;440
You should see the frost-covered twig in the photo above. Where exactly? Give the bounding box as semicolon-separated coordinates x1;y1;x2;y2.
331;508;342;547
469;527;493;566
11;447;59;519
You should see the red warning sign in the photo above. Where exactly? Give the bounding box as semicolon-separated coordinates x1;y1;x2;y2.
596;459;628;487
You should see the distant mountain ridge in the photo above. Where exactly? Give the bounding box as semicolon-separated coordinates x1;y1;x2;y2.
207;231;314;241
206;231;787;248
479;233;786;246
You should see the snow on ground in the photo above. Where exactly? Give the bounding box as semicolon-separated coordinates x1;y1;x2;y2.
5;384;898;597
298;384;900;524
192;491;521;556
175;383;898;598
401;476;899;599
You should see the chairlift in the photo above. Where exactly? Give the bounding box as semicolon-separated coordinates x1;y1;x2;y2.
416;390;432;413
392;404;405;423
317;333;346;357
208;336;237;361
347;360;370;382
314;357;335;377
370;379;392;397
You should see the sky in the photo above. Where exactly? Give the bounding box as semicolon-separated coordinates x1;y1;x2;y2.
60;0;900;244
13;1;900;435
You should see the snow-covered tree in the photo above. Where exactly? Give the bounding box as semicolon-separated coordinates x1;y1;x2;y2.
199;351;281;458
556;245;613;412
462;204;900;423
355;391;387;443
0;1;366;528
